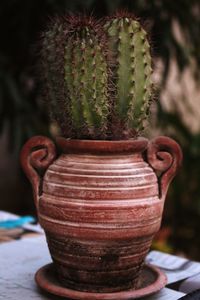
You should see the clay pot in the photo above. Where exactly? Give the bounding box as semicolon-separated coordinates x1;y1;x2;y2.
20;136;182;293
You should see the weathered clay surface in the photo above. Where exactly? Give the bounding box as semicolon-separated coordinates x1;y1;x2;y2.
20;136;182;293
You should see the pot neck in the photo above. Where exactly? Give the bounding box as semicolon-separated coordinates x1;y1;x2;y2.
56;137;148;155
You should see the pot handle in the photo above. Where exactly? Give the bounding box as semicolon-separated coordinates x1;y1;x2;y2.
147;136;183;201
20;136;56;211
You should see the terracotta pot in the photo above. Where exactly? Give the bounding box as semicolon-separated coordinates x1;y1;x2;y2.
20;136;182;293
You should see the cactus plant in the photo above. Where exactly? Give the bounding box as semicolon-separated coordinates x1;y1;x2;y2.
41;15;110;139
104;12;153;136
40;12;153;140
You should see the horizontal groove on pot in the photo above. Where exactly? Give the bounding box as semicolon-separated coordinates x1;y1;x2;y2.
49;242;150;260
43;183;158;196
50;164;153;175
54;161;147;169
57;269;140;293
45;173;157;188
42;186;158;200
44;182;157;189
39;199;163;224
53;255;146;272
47;244;151;271
58;153;144;161
46;169;156;178
41;194;159;205
40;213;161;228
56;264;142;284
40;220;161;240
47;234;154;248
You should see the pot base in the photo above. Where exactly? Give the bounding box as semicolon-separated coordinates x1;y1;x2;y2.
35;263;167;300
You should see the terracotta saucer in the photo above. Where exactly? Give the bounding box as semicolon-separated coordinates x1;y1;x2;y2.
35;263;167;300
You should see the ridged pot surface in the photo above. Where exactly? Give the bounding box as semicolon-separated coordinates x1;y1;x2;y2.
20;136;182;293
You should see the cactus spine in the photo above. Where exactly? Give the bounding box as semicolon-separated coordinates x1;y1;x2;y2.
105;14;153;133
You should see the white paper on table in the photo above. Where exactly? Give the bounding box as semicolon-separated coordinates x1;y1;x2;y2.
142;287;185;300
0;210;43;233
179;272;200;294
146;250;200;284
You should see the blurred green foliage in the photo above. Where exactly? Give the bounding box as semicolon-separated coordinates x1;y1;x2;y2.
0;0;200;258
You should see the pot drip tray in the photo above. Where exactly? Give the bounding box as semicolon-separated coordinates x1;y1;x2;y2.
35;263;167;300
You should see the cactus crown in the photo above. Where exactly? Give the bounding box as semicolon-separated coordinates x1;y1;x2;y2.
41;12;153;140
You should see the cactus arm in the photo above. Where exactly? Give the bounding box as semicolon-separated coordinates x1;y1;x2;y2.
105;15;153;136
106;19;133;119
42;16;110;139
116;19;133;118
79;37;95;131
128;27;152;130
42;27;59;121
94;44;109;134
64;28;109;138
64;42;81;129
42;23;73;136
83;36;109;135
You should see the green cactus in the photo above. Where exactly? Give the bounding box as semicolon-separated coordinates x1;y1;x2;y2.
41;16;110;139
104;13;153;134
41;13;153;140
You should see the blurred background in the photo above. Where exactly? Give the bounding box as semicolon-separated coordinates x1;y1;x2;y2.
0;1;200;260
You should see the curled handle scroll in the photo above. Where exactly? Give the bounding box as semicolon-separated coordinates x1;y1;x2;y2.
147;136;183;201
20;136;57;211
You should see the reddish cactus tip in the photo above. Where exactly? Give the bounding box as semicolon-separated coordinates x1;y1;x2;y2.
104;9;139;23
64;13;96;29
63;13;108;38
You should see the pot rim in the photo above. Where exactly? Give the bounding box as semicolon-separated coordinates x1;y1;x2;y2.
56;137;148;154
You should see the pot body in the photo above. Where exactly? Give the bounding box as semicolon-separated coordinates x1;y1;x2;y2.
21;137;182;292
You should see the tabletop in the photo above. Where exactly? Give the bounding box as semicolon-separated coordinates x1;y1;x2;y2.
0;235;192;300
